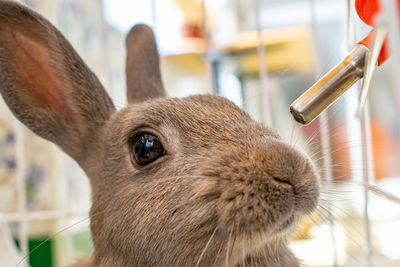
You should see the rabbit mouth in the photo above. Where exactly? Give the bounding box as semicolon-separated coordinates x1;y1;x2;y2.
278;213;296;232
258;211;297;236
212;212;298;266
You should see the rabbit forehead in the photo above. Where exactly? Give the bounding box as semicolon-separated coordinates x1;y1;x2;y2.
111;95;279;143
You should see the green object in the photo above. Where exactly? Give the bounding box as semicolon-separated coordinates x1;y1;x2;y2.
73;230;93;259
15;238;53;267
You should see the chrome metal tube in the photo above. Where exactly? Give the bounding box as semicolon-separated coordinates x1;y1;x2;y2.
290;45;368;124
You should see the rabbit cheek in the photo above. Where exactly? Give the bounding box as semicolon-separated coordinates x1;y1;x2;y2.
293;169;320;214
218;176;295;236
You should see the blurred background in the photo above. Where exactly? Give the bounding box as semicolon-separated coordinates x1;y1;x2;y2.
0;0;400;266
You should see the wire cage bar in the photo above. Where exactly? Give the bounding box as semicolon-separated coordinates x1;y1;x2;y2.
308;0;338;265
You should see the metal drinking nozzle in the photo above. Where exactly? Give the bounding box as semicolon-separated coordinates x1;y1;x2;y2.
290;45;368;124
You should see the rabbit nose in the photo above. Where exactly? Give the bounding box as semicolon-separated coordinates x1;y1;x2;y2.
272;176;292;187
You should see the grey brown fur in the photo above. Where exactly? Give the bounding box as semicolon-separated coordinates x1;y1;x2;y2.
0;1;319;266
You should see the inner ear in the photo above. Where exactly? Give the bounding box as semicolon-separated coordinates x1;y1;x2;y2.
0;1;115;168
6;28;74;122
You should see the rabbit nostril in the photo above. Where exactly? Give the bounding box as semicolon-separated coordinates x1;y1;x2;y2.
273;177;292;186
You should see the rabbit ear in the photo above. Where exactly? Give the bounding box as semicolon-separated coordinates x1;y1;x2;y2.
125;24;166;103
0;1;115;168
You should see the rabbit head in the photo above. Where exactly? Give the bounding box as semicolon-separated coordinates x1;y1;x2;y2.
0;1;319;266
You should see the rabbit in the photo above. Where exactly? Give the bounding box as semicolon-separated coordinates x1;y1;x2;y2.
0;1;320;266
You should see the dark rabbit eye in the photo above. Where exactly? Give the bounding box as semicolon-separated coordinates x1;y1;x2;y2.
131;133;165;165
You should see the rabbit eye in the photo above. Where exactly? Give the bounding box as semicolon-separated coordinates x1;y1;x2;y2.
131;133;165;165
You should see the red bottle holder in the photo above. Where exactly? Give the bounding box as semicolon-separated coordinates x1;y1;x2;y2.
355;0;400;65
356;0;380;26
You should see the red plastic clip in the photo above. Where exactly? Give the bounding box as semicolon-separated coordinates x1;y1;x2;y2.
355;0;400;65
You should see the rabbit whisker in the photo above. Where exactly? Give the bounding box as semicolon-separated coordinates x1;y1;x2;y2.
316;203;376;253
242;236;246;267
195;226;218;267
231;226;238;266
16;216;90;266
262;242;269;266
225;227;233;267
213;240;223;267
365;184;400;205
